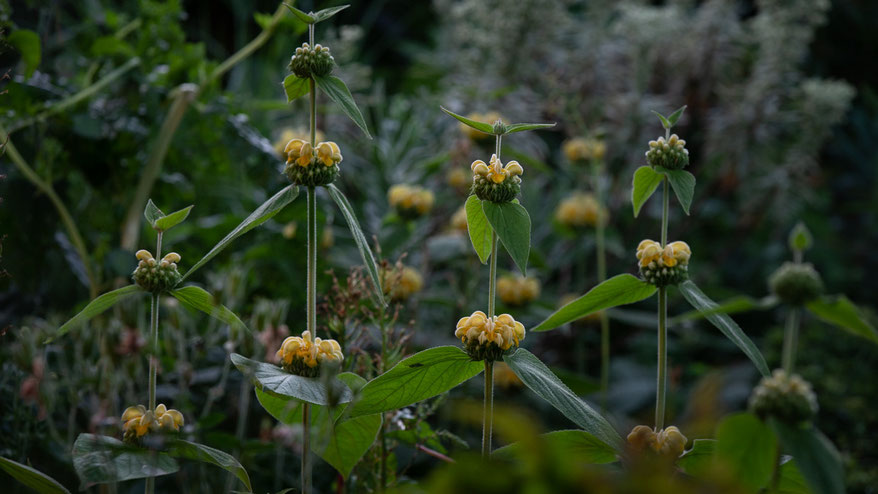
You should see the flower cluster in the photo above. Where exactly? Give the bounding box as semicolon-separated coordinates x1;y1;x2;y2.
636;240;691;287
382;264;424;301
627;425;687;459
274;127;324;159
768;262;824;306
288;42;334;79
387;184;435;219
555;192;606;228
121;404;184;443
645;134;689;170
471;154;523;203
455;311;526;361
283;139;342;186
749;369;818;424
497;274;540;307
132;250;182;293
562;137;606;162
460;111;502;140
277;330;344;377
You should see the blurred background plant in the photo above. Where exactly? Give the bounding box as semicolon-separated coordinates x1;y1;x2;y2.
2;0;877;492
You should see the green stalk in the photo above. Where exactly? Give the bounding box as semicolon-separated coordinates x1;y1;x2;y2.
145;233;162;494
782;308;800;373
482;360;494;458
655;176;670;430
307;187;317;336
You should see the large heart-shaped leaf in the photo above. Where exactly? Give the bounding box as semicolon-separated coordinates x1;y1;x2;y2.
504;349;622;451
771;421;844;494
168;441;251;491
72;434;178;487
494;430;617;464
533;274;656;332
678;280;770;376
183;185;299;280
658;167;695;215
170;286;248;333
46;285;144;343
348;346;483;418
465;195;492;263
440;106;494;135
632;166;664;217
313;75;371;138
327;184;385;305
806;295;878;344
0;456;70;494
482;200;531;275
231;353;352;406
715;413;778;492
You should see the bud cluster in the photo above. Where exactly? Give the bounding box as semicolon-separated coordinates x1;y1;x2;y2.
768;262;824;306
460;111;502;140
626;425;687;459
121;404;184;443
455;311;526;361
388;184;435;219
555;192;606;228
562;137;606;162
283;139;342;187
277;330;344;377
471;154;523;203
636;240;691;287
497;274;540;307
132;250;182;293
382;264;424;301
645;134;689;170
749;369;818;424
288;43;335;79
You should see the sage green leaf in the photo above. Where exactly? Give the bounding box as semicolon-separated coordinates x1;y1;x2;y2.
777;457;813;494
632;166;664;217
481;201;531;275
715;413;778;492
504;349;623;451
677;439;716;478
168;440;251;492
672;295;779;324
771;421;844;494
313;75;372;138
504;122;556;134
651;110;671;129
806;295;878;343
667;105;687;127
8;30;41;77
283;74;310;103
327;184;385;305
312;5;350;22
256;388;304;424
315;374;382;478
465;195;492;263
231;353;352;406
657;167;695;215
144;199;164;227
678;280;770;376
348;346;483;418
494;430;617;464
154;205;193;232
533;274;656;332
72;434;178;486
169;286;248;333
789;222;813;253
440;106;494;135
282;3;316;23
46;285;144;343
0;456;70;494
183;185;298;281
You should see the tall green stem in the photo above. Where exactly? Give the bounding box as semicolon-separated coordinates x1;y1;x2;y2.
782;308;800;373
487;234;498;318
302;403;312;494
482;360;494;458
307;187;317;337
145;232;162;494
655;177;670;430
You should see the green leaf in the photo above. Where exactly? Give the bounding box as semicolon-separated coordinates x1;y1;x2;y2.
667;105;687;127
183;185;298;281
504;349;623;451
677;439;716;478
144;199;165;227
256;388;304;424
327;184;385;305
0;456;71;494
169;286;248;333
313;75;372;139
494;430;617;464
671;295;779;324
632;166;665;217
504;122;556;134
651;111;671;130
168;440;251;492
777;458;814;494
314;374;382;478
658;167;695;215
8;30;41;78
283;74;310;103
154;205;194;232
348;346;483;418
533;274;656;332
231;353;352;406
678;280;770;376
282;3;316;23
806;295;878;343
46;285;144;343
465;195;492;264
481;201;531;275
440;106;495;135
771;421;844;494
312;5;350;22
789;222;813;253
715;413;778;492
72;434;178;487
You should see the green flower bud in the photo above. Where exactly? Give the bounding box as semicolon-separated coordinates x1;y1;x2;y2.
288;42;335;79
470;154;523;203
768;262;823;306
645;134;689;170
132;251;182;294
749;369;818;424
283;140;342;187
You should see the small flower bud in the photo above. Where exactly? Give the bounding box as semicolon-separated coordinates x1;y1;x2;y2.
135;249;154;261
454;311;526;361
768;262;823;306
288;42;335;78
636;240;690;287
645;134;689;170
749;369;818;424
133;249;182;293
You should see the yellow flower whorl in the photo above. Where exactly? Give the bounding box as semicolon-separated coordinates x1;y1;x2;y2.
283;139;342;186
277;330;344;377
636;239;691;287
121;404;184;443
471;154;523;203
626;425;687;459
455;311;526;361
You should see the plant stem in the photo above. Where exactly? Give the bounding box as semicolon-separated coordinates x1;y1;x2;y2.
487;233;498;318
302;403;312;494
307;187;317;337
661;177;669;246
655;176;670;430
482;360;494;458
782;307;800;373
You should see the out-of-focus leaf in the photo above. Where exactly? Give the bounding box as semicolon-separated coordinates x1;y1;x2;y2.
312;5;350;22
667;105;687;127
327;184;385;305
651;110;671;129
46;285;144;343
771;421;844;494
440;106;494;135
632;166;664;217
72;434;178;487
789;222;813;253
482;200;531;275
494;430;617;464
313;75;371;138
715;413;777;492
0;456;71;494
283;3;316;23
806;295;878;343
777;457;814;494
144;199;164;227
677;439;716;478
231;353;351;406
8;29;41;77
671;295;779;324
169;286;248;333
465;195;492;263
168;441;251;491
533;275;656;332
